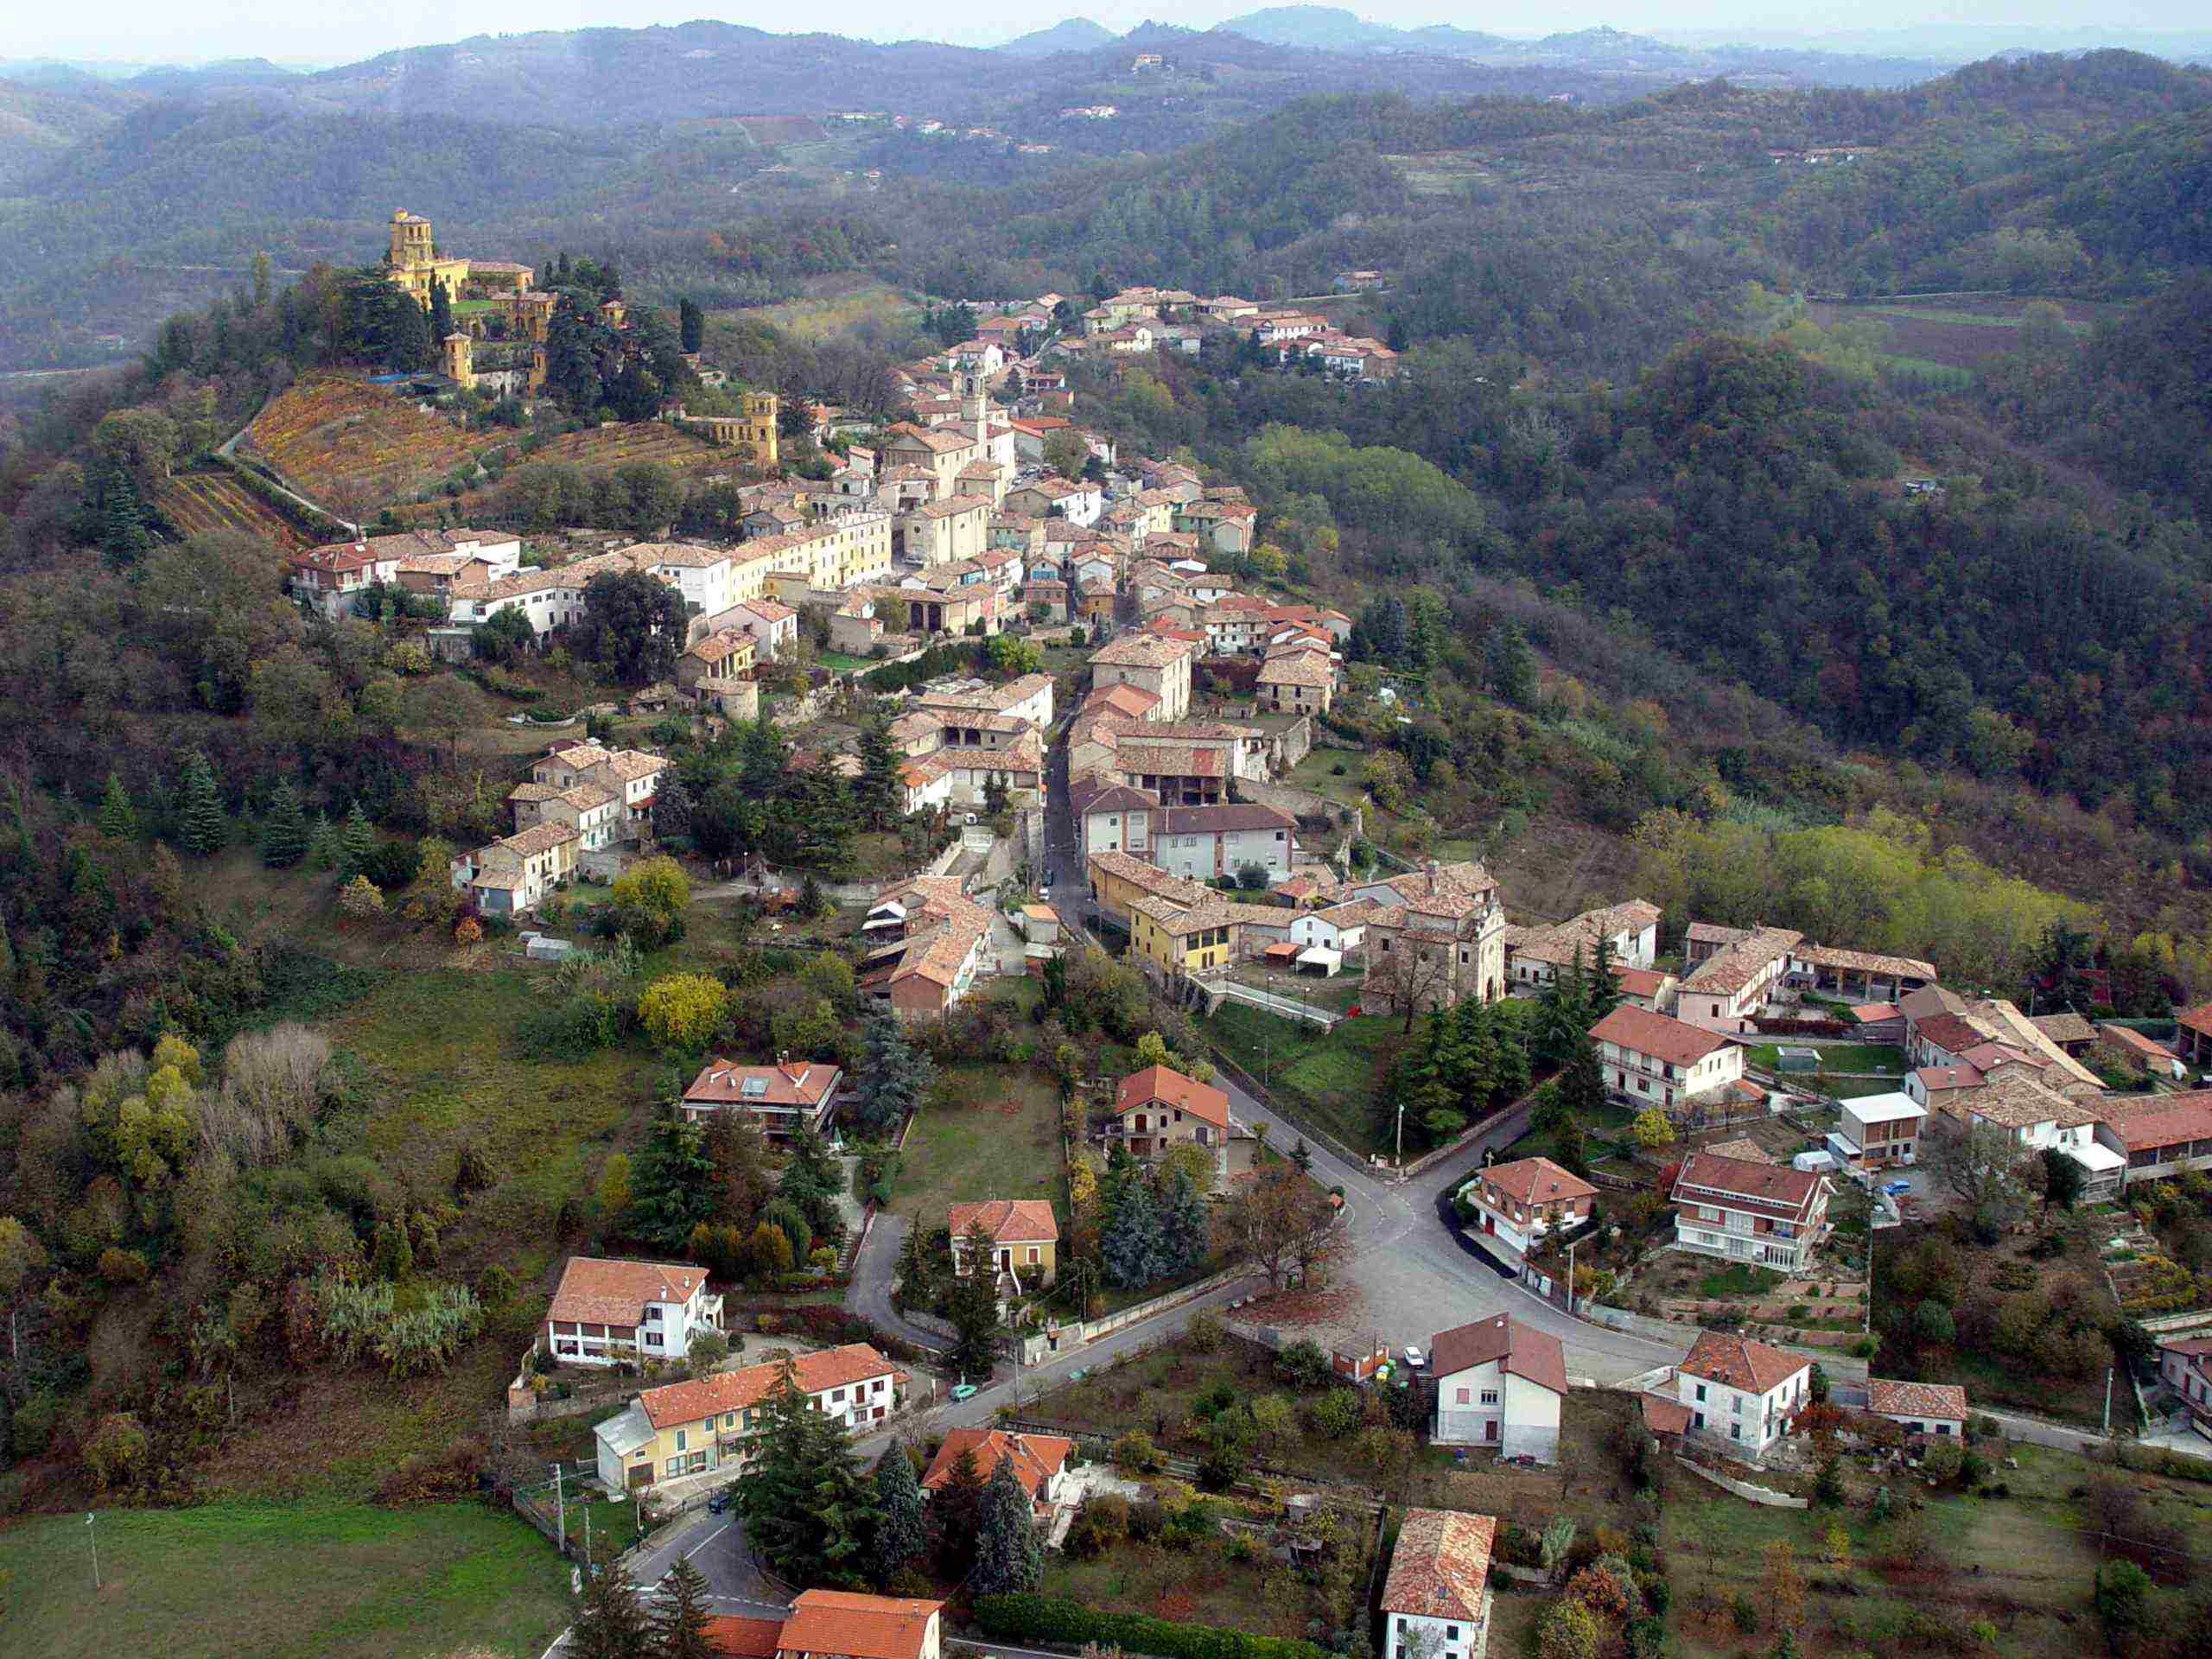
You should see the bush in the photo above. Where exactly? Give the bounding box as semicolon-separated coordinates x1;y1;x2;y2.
1920;1438;1964;1483
972;1593;1332;1659
1113;1430;1165;1474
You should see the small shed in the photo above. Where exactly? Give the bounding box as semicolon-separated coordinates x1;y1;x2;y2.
1775;1046;1821;1073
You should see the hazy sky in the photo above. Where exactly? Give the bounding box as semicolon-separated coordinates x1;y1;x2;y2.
7;1;2207;68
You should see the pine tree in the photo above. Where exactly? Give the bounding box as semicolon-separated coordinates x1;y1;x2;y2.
337;801;375;878
629;1105;718;1250
96;772;137;841
101;467;154;569
972;1453;1043;1595
1451;997;1501;1116
1588;935;1623;1022
944;1222;1005;1378
1101;1173;1166;1288
308;811;339;870
175;750;226;856
733;1362;874;1583
260;784;309;868
893;1219;938;1310
654;771;696;842
870;1445;927;1585
1158;1167;1211;1277
931;1446;987;1577
569;1563;652;1659
678;296;706;354
853;1014;936;1136
652;1554;715;1659
1558;1033;1608;1122
853;708;903;830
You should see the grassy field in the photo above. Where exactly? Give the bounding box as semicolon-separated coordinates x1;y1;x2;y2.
0;1501;572;1659
1749;1042;1905;1074
1200;1005;1401;1154
1803;296;2121;377
1666;1438;2211;1659
720;276;918;342
895;1064;1065;1231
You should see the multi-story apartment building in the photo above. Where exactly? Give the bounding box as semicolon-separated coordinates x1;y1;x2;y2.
1669;1150;1831;1274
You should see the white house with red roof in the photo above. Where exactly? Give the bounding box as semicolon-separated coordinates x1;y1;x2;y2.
1382;1508;1497;1659
2159;1337;2212;1440
1458;1156;1596;1255
543;1255;723;1369
1866;1377;1967;1440
1674;1330;1810;1455
1590;1003;1747;1110
1103;1065;1241;1185
1670;1150;1832;1273
680;1057;842;1141
1430;1315;1568;1459
919;1427;1074;1512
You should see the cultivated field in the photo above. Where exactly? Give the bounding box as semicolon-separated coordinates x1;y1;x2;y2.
508;422;729;474
721;274;919;341
1804;295;2128;372
155;470;308;547
241;375;504;510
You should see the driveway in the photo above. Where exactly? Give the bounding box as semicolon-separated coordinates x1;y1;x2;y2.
843;1208;950;1353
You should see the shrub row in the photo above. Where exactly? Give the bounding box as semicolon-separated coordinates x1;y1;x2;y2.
972;1594;1332;1659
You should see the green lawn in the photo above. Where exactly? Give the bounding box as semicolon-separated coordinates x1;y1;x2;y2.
1748;1042;1905;1074
1697;1263;1789;1298
895;1064;1065;1230
817;651;878;673
0;1501;572;1659
1199;1006;1403;1154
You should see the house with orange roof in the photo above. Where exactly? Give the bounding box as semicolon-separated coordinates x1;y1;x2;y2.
1673;1330;1810;1455
594;1344;908;1491
680;1056;843;1141
1589;1003;1747;1111
1382;1508;1498;1659
1457;1156;1596;1255
1099;1065;1249;1187
1669;1150;1831;1274
948;1199;1059;1292
543;1255;723;1370
775;1590;944;1659
920;1427;1074;1511
1866;1377;1967;1440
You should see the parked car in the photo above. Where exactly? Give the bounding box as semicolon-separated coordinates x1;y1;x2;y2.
1882;1179;1911;1196
950;1380;978;1402
1402;1345;1426;1370
707;1486;736;1514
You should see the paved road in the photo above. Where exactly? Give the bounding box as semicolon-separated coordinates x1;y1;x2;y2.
844;1210;950;1354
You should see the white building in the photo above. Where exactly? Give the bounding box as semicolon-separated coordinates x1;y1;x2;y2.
1289;899;1378;957
543;1256;722;1369
1430;1315;1567;1460
1382;1509;1497;1659
1669;1149;1832;1274
1589;1003;1746;1109
1457;1155;1596;1255
1675;1331;1809;1456
1866;1377;1967;1439
1826;1091;1926;1170
1148;802;1297;886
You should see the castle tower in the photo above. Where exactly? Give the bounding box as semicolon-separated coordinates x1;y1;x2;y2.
442;332;474;391
963;381;988;454
741;391;780;469
389;210;434;273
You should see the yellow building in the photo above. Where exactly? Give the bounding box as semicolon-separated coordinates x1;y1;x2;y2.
1087;848;1207;925
442;332;474;389
678;391;780;467
385;210;472;306
1132;893;1235;975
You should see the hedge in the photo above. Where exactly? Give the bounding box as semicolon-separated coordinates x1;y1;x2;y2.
972;1594;1332;1659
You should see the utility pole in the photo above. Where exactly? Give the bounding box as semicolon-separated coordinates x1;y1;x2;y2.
552;1462;566;1549
583;1503;593;1578
2104;1368;2113;1437
1565;1236;1580;1315
1395;1100;1405;1172
86;1511;99;1592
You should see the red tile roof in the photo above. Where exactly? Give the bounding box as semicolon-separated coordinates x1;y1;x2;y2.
1116;1064;1230;1129
1913;1013;1989;1057
707;1618;787;1658
2094;1091;2212;1151
1380;1508;1497;1620
1428;1314;1569;1395
1866;1378;1968;1421
1681;1331;1808;1395
683;1058;841;1109
778;1591;943;1659
638;1344;900;1430
1477;1156;1597;1209
947;1198;1059;1244
547;1257;709;1326
920;1427;1072;1497
1672;1151;1826;1224
1591;1004;1735;1068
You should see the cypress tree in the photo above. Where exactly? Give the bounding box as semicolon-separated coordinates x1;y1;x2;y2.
930;1446;986;1577
101;467;154;568
337;801;376;878
678;296;705;354
870;1444;927;1585
944;1221;1005;1379
175;750;226;856
261;784;309;868
428;279;454;345
96;771;137;841
972;1453;1044;1595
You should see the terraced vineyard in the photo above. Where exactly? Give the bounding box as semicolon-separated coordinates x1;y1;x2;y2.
512;423;728;474
155;471;308;548
241;375;505;510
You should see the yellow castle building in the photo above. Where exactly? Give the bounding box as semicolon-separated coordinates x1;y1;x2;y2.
385;208;537;308
677;391;780;467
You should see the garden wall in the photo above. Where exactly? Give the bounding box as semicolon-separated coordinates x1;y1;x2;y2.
1674;1454;1807;1508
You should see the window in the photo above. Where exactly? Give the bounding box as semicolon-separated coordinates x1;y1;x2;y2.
1732;1424;1742;1440
1455;1389;1470;1405
676;1430;687;1452
1479;1389;1499;1406
1694;1384;1707;1402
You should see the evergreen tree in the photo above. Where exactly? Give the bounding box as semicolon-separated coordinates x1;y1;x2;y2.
1484;621;1537;708
388;289;435;372
1159;1168;1211;1277
1554;1111;1590;1177
652;1555;715;1659
428;280;454;346
308;810;339;870
778;1124;845;1241
175;750;226;855
1290;1137;1313;1174
734;1363;876;1583
893;1219;939;1309
972;1454;1044;1595
930;1446;987;1577
1557;1034;1608;1123
853;708;903;830
655;771;696;842
1450;997;1502;1116
944;1222;1005;1378
101;467;154;569
869;1445;927;1585
679;296;706;354
260;784;308;868
627;1105;718;1249
1588;935;1623;1022
569;1565;651;1659
853;1014;936;1136
337;801;376;878
96;772;137;841
702;1109;772;1227
1100;1173;1167;1288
